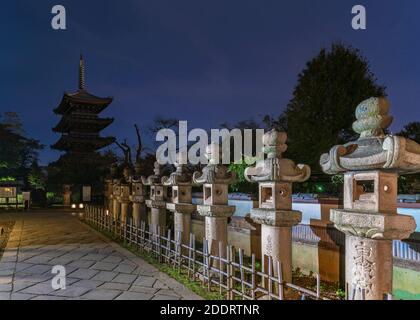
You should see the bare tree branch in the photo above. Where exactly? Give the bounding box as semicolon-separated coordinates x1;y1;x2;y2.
114;140;131;165
121;139;132;165
134;124;142;163
114;141;127;154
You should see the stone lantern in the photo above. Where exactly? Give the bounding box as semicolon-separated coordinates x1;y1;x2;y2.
129;162;147;227
112;182;121;221
63;184;72;207
143;162;167;234
193;143;236;266
105;180;113;210
118;166;132;225
105;164;118;212
244;129;311;284
320;97;419;300
104;173;113;211
162;153;196;248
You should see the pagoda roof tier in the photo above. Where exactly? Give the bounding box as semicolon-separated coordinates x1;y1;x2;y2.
53;115;114;133
54;90;113;115
51;135;115;152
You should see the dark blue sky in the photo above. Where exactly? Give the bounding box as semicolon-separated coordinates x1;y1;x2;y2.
2;0;420;164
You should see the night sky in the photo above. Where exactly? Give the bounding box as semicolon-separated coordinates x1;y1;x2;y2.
2;0;420;165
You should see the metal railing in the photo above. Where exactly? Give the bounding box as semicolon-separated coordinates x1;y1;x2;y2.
84;205;328;300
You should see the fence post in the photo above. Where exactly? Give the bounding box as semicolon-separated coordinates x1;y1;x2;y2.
277;260;284;300
192;234;196;282
203;239;211;291
140;221;146;253
349;284;356;300
113;215;117;238
124;221;128;244
238;248;245;300
177;230;182;272
128;218;132;244
218;241;223;296
251;254;256;300
157;226;162;262
167;229;172;265
107;211;112;233
268;256;273;300
316;273;321;300
229;245;235;300
100;207;103;226
226;245;232;300
188;233;193;278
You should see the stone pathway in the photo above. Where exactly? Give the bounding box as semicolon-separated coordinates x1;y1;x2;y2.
0;211;201;300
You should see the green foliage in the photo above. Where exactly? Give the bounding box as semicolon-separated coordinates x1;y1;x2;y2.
268;43;386;173
0;176;16;182
28;160;46;190
331;174;344;185
331;174;344;192
228;160;258;197
336;287;346;300
46;192;56;200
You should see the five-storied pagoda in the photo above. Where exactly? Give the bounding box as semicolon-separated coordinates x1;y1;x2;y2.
52;55;115;203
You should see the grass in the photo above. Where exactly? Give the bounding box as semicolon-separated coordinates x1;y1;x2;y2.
87;222;224;300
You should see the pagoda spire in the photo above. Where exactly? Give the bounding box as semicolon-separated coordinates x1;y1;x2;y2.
79;54;85;91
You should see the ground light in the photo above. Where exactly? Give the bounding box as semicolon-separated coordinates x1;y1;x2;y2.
315;184;325;193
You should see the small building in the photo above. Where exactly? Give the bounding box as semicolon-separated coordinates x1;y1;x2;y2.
0;179;24;210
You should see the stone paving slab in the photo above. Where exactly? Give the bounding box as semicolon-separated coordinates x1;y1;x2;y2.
0;211;202;300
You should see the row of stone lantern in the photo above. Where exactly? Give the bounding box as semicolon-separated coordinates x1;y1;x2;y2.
103;97;419;300
105;144;237;260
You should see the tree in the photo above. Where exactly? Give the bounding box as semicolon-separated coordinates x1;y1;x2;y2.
46;150;118;194
398;122;420;144
28;160;47;190
115;124;144;168
397;122;420;193
268;43;386;173
113;123;167;179
148;116;179;136
0;112;44;186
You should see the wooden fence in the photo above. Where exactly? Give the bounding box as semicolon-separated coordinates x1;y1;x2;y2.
84;205;330;300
